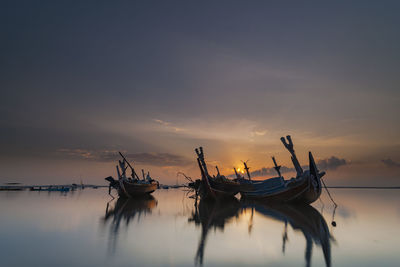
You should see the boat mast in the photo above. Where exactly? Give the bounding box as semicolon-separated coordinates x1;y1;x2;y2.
215;166;220;177
118;160;128;179
119;151;139;179
233;168;240;179
272;156;282;177
141;169;146;180
243;161;251;181
195;147;210;177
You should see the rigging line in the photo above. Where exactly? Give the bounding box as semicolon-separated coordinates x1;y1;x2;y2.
321;178;338;207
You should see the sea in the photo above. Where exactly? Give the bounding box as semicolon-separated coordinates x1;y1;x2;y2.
0;187;399;267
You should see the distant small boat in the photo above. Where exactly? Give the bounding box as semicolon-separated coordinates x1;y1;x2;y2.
30;186;70;192
239;136;326;204
105;152;159;198
0;183;24;191
0;187;23;191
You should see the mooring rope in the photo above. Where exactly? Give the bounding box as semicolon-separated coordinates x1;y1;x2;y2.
321;178;338;227
321;178;337;207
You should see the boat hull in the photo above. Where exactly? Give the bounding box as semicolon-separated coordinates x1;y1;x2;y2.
118;181;158;198
208;179;240;196
200;175;240;201
240;176;321;204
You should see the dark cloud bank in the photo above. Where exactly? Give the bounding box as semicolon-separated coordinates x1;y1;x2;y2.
244;156;348;178
59;149;347;174
57;149;192;167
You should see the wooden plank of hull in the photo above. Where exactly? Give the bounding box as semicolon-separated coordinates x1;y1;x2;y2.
201;178;239;200
118;181;157;198
292;183;321;204
197;158;237;200
211;187;237;199
195;149;241;200
240;177;321;204
208;179;240;196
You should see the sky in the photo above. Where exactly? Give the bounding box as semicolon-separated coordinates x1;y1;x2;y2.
1;1;399;186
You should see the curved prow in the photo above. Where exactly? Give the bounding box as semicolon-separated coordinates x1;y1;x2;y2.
233;168;240;179
309;152;318;179
309;152;326;179
272;156;282;177
309;152;324;197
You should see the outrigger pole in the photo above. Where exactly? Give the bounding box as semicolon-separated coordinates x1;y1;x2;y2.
243;161;251;181
272;156;282;177
195;147;210;177
119;151;140;180
233;168;240;179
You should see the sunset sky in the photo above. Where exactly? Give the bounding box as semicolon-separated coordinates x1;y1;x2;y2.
1;1;399;185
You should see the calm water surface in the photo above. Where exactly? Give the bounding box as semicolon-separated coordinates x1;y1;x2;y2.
0;188;399;267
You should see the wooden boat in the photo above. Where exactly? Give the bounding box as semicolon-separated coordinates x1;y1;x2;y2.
239;136;326;204
30;186;70;192
0;183;24;191
195;147;241;200
105;152;159;198
0;186;24;191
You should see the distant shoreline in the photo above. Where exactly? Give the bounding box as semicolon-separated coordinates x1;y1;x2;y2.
1;184;400;190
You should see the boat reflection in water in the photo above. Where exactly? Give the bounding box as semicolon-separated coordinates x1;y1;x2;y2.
243;201;333;267
102;195;157;253
188;197;240;266
189;196;333;267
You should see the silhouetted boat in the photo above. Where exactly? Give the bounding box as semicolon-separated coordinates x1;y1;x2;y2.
194;147;241;200
105;152;159;198
0;183;24;191
242;201;332;267
30;186;70;192
189;197;240;265
239;136;326;204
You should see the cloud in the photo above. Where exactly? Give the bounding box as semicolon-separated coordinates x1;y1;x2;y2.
382;158;400;168
317;156;347;170
56;149;191;167
56;148;97;160
251;130;268;137
124;152;192;166
152;118;271;143
154;119;170;126
231;155;347;178
227;165;295;178
248;166;295;178
153;119;185;132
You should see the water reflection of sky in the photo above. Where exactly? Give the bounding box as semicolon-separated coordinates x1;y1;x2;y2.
0;188;399;267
